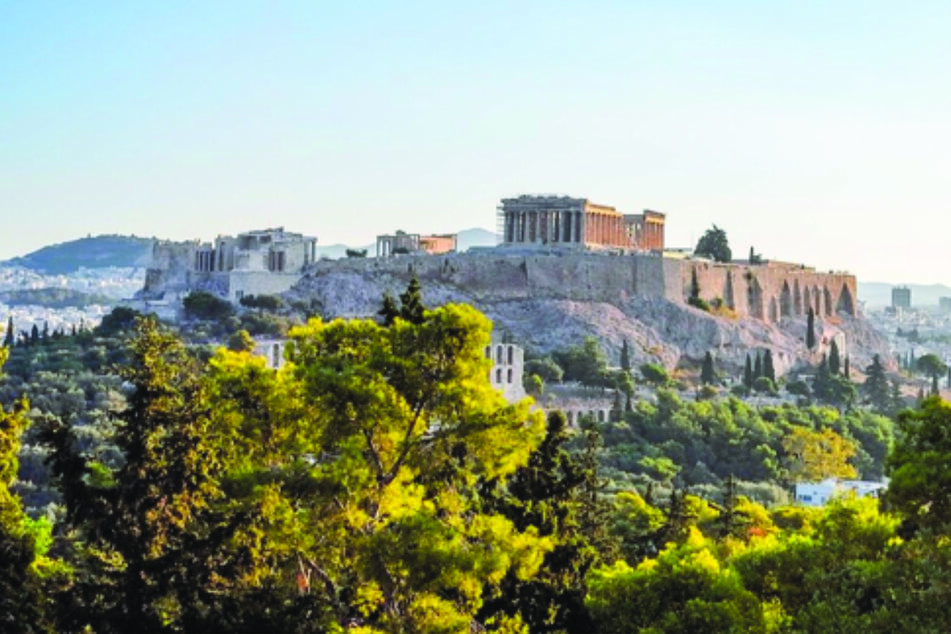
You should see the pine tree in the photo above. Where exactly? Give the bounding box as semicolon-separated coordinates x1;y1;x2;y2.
399;276;426;325
378;292;400;326
744;353;753;389
624;392;633;414
620;339;631;372
829;339;841;375
890;379;904;415
932;373;940;396
806;308;816;349
2;317;12;347
753;352;763;380
701;351;715;385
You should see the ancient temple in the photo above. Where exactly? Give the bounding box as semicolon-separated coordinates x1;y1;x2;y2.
498;195;664;250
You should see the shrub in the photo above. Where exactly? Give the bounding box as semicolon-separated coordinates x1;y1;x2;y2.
525;357;564;383
239;294;283;310
639;363;669;386
183;291;233;321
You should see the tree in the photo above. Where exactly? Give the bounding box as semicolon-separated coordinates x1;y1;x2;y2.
743;354;753;389
701;351;716;385
829;340;840;375
763;349;775;383
0;346;55;631
916;354;947;387
753;353;763;381
2;317;12;348
688;268;710;310
806;308;816;350
620;339;631;372
345;248;367;258
398;275;426;325
183;290;233;321
844;355;850;379
377;292;400;326
783;427;857;482
862;355;890;413
30;324;38;346
43;316;227;632
639;362;669;387
226;329;256;352
693;225;731;263
886;398;951;532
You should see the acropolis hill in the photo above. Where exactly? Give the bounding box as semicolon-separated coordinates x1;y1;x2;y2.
138;196;887;377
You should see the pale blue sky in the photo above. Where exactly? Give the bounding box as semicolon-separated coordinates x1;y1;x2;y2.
2;1;949;283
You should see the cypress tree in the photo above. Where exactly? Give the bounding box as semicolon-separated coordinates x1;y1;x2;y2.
42;321;49;342
763;349;775;383
806;308;816;349
829;340;841;375
701;351;715;385
932;373;940;396
844;355;850;379
29;324;38;346
2;317;12;347
753;352;763;380
620;340;631;372
744;353;753;389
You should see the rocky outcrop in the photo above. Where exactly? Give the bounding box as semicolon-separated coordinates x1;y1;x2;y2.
286;253;891;379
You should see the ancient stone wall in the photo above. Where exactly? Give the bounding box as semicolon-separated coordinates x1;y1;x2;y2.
681;259;857;322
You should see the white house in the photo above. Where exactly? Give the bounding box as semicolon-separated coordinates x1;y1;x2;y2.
795;478;887;506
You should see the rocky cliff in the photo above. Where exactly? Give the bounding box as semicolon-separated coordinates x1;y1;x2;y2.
287;252;890;379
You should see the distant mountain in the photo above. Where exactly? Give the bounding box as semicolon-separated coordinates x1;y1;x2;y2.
859;282;951;308
3;235;155;274
316;227;499;260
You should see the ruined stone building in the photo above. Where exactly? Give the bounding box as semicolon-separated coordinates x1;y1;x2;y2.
498;195;665;251
376;231;457;257
485;342;526;403
141;227;317;302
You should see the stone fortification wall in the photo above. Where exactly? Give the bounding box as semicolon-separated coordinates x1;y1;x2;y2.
681;259;857;322
306;252;857;321
141;240;202;298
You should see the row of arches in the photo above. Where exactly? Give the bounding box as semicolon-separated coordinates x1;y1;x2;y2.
717;272;855;322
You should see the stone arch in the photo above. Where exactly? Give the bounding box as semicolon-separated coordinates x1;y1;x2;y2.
823;287;833;316
724;272;735;310
597;410;605;422
780;281;792;318
769;297;779;323
836;283;855;315
793;279;802;315
496;345;503;363
747;276;764;319
272;343;281;368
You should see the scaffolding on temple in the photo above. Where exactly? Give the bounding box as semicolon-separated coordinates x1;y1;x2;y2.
495;202;505;244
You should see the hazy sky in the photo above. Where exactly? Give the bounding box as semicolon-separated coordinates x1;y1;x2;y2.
2;1;949;283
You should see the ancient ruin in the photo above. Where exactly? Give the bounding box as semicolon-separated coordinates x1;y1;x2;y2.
376;231;457;257
140;227;317;302
498;195;665;251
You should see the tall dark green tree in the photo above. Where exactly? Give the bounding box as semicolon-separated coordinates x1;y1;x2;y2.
806;308;816;350
862;355;890;413
2;317;12;348
701;351;715;385
844;355;850;379
743;353;753;389
829;340;841;375
763;350;775;383
29;324;38;346
43;316;229;632
378;292;400;326
693;225;731;263
916;354;947;389
753;353;763;381
399;276;427;324
620;339;631;373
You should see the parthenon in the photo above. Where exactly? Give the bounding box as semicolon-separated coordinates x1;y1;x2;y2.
498;195;665;251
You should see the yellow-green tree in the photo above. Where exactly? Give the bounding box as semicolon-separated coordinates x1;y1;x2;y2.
782;427;857;482
206;302;549;631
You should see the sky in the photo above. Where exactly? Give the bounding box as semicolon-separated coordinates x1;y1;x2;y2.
1;1;950;284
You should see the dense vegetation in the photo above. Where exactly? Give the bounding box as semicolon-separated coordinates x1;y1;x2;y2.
3;290;951;632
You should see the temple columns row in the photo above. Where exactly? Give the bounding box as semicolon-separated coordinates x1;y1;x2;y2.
504;210;585;244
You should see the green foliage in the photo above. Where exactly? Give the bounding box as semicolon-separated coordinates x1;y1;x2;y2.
916;353;947;380
345;248;367;258
226;329;256;352
694;225;732;263
3;317;13;347
95;306;142;337
806;307;816;350
753;376;777;395
183;290;234;321
524;357;564;383
554;337;609;389
829;339;841;375
639;362;669;386
862;355;890;412
238;294;283;310
620;339;631;372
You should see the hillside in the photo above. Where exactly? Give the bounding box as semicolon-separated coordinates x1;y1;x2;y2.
3;234;154;274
